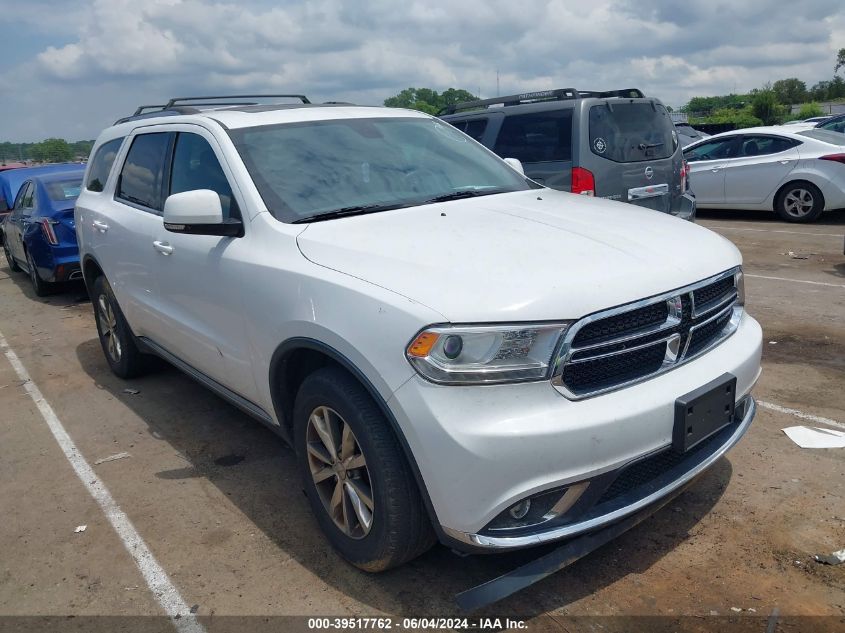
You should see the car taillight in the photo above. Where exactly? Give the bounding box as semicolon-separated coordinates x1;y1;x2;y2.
680;160;690;194
819;154;845;164
40;219;59;245
571;167;595;196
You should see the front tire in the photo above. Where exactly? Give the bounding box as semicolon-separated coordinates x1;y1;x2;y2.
26;250;53;297
3;238;21;272
92;275;145;379
775;181;824;223
294;367;435;571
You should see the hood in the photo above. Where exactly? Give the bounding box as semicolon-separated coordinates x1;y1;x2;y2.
296;190;741;322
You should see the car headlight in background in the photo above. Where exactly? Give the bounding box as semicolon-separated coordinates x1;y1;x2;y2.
406;322;573;384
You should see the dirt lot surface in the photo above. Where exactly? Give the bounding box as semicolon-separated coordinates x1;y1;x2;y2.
0;208;843;632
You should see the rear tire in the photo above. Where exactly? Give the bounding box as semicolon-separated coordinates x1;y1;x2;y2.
3;238;21;272
775;181;824;223
294;367;435;571
92;275;145;379
26;250;53;297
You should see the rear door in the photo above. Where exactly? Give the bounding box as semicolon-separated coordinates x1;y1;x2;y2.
492;109;573;189
7;181;34;262
683;136;743;206
583;101;679;212
723;135;801;205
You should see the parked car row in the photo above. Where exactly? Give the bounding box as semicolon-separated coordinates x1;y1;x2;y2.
59;94;763;574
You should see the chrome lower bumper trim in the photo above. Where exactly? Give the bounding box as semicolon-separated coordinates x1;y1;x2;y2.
443;395;756;550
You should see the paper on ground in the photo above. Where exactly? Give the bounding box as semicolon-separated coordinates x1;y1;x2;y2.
782;426;845;449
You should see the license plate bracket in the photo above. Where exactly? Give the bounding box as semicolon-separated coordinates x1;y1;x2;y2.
673;373;736;453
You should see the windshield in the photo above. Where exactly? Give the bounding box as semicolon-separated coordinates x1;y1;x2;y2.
589;102;677;162
229;116;532;222
45;178;83;202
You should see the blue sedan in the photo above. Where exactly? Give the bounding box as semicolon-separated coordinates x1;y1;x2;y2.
2;166;86;296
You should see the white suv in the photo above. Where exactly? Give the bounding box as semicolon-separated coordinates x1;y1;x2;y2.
76;96;762;571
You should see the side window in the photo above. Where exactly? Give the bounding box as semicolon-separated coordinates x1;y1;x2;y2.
448;119;488;142
12;182;31;212
169;133;239;219
739;136;799;157
117;133;171;212
493;110;573;163
13;182;35;216
87;137;125;192
684;137;741;162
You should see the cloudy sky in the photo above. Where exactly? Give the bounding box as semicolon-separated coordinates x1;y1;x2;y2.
1;0;843;142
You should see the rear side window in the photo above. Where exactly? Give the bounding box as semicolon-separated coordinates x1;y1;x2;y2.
117;133;171;211
449;119;488;142
169;133;240;220
589;102;676;162
86;137;124;192
493;111;573;163
739;136;800;157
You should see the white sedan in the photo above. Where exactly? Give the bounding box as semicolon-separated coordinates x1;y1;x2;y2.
683;126;845;222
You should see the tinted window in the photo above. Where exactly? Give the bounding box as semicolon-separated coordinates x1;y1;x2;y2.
684;137;741;162
229;117;532;223
169;133;239;219
739;136;799;157
87;138;124;192
449;119;488;142
818;118;845;134
493;111;573;163
589;102;676;162
117;133;171;211
12;182;31;210
46;178;83;201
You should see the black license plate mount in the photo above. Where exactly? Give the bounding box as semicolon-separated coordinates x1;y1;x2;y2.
673;373;737;453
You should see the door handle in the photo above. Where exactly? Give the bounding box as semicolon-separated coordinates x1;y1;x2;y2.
92;220;109;233
779;160;791;164
153;240;173;255
710;166;725;172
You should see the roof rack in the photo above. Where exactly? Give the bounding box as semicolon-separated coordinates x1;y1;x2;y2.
115;94;313;125
438;88;645;115
164;94;310;108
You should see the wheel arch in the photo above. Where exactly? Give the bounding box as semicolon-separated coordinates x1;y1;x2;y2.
269;337;445;540
81;254;104;291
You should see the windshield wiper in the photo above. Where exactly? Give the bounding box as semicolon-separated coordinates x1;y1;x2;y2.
420;188;507;205
638;142;665;151
293;203;405;224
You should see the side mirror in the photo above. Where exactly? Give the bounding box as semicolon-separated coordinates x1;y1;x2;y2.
503;157;525;176
163;190;242;237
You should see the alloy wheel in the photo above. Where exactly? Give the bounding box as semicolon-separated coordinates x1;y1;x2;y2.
97;293;122;363
783;188;814;219
306;406;374;539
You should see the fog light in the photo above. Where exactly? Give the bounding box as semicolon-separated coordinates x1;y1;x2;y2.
508;499;531;520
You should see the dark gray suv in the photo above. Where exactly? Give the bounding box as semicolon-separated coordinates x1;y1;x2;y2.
440;88;696;220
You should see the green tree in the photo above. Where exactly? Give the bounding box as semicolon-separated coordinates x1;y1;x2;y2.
836;47;845;75
384;87;479;114
771;78;807;105
751;89;783;125
31;138;73;163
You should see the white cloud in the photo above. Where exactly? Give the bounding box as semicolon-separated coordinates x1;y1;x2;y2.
0;0;843;140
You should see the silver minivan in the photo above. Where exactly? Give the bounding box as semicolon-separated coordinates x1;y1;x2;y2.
440;88;696;220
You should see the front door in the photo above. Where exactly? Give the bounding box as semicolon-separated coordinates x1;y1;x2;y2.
684;136;742;206
149;129;257;401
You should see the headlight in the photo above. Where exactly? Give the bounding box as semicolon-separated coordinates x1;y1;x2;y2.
734;268;745;307
406;322;573;384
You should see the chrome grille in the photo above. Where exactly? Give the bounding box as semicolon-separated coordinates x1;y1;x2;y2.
552;269;743;399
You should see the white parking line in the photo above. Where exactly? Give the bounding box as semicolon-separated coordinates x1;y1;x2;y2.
757;400;845;430
704;225;844;238
0;330;205;633
745;274;845;288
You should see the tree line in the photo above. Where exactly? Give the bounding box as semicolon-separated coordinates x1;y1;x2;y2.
0;139;94;165
681;48;845;127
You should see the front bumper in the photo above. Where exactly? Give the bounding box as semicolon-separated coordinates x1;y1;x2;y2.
388;313;761;550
